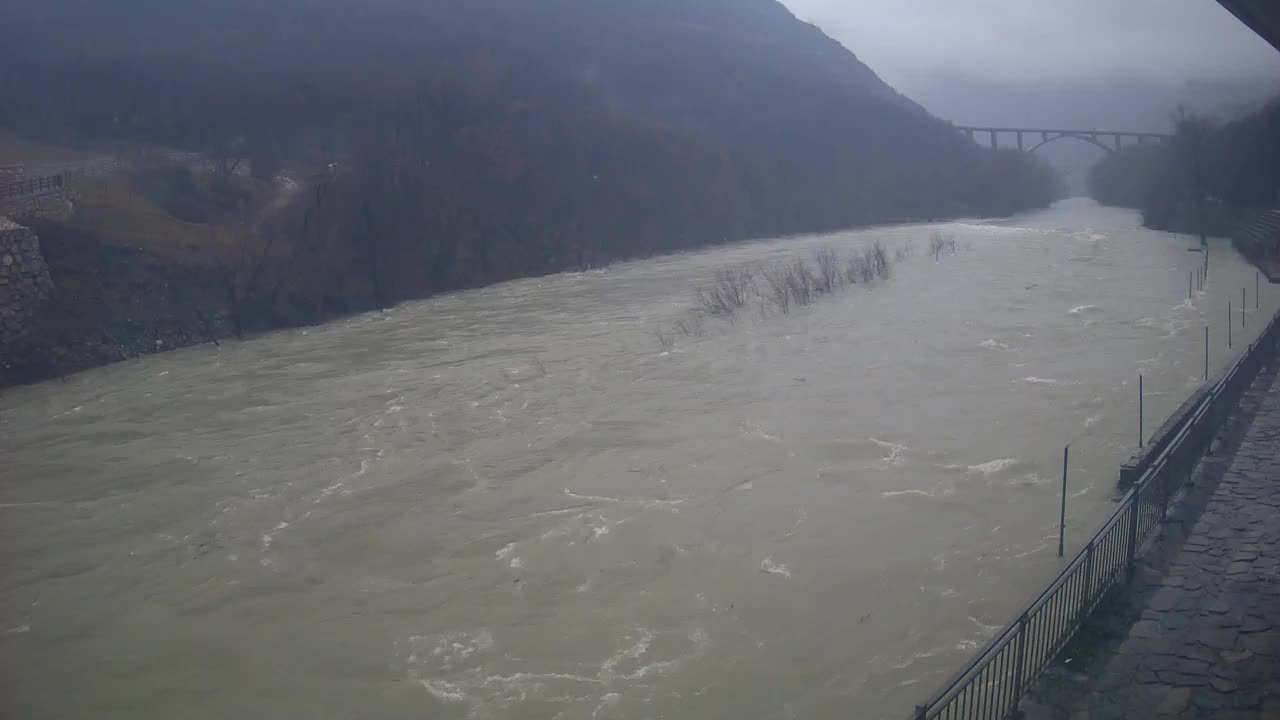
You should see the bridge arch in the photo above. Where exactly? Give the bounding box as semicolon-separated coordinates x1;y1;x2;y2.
1026;132;1116;154
954;126;1170;154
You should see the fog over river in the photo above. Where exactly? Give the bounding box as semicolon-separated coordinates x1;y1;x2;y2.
3;198;1277;719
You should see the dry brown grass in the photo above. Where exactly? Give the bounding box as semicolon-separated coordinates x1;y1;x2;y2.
64;171;273;264
0;129;103;166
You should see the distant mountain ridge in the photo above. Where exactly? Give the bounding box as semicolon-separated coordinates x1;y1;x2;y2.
1;0;1057;306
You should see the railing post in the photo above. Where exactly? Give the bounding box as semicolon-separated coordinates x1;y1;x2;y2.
1138;375;1144;449
1125;489;1140;582
1079;542;1096;620
1011;613;1030;711
913;704;927;720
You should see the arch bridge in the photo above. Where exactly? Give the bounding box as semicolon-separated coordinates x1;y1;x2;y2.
955;126;1172;154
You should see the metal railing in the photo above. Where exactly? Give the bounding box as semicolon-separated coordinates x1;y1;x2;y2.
0;174;64;201
911;308;1280;720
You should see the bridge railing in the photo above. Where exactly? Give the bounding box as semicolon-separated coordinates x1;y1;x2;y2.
0;174;64;201
911;308;1280;720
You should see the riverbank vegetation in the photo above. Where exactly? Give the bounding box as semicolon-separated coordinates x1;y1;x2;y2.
1088;101;1280;235
2;1;1057;301
1;0;1057;385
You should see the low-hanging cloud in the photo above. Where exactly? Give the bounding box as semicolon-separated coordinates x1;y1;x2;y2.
781;0;1280;87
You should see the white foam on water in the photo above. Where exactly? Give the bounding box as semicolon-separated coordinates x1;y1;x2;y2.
1020;376;1060;385
592;693;622;720
417;679;467;703
314;479;345;502
967;458;1019;475
880;489;932;499
509;557;523;569
1068;304;1101;315
563;489;688;508
881;478;954;499
412;629;495;670
760;558;792;578
4;624;30;634
979;339;1009;350
869;438;909;468
599;630;653;678
890;647;939;670
739;421;780;441
969;616;1003;636
495;542;517;560
1085;414;1103;428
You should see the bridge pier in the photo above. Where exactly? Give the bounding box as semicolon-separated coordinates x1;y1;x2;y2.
1114;134;1123;151
990;130;998;150
1016;131;1024;152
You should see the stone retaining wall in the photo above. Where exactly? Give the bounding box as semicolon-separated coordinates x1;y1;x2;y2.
0;217;53;350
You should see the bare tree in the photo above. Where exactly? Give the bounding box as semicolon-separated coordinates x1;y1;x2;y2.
930;232;946;261
813;247;842;293
695;266;756;317
1172;107;1215;248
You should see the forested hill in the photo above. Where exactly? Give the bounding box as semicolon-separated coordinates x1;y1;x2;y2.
1089;101;1280;235
0;0;1057;308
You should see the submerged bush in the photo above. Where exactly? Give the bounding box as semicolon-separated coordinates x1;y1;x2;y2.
654;236;932;348
695;266;756;316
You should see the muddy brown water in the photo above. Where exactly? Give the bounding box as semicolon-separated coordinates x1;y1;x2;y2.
3;199;1277;719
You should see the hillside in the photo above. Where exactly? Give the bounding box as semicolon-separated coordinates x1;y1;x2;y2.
1089;100;1280;235
0;0;1057;382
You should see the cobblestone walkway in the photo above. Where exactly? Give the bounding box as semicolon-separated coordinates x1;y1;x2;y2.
1069;372;1280;719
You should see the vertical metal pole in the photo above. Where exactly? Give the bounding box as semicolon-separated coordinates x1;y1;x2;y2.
1059;446;1069;557
1257;272;1261;309
1139;375;1144;448
1229;302;1233;348
1205;326;1209;381
1011;614;1029;708
1125;493;1140;581
1189;271;1193;300
1079;541;1096;620
1243;288;1247;327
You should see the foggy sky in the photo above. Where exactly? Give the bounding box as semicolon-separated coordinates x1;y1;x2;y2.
781;0;1280;89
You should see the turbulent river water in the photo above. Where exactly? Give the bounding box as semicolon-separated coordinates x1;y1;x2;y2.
3;199;1279;720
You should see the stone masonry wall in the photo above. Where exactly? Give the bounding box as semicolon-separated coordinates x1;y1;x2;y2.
0;217;53;350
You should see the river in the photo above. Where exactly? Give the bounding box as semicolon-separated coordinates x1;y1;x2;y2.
2;199;1277;719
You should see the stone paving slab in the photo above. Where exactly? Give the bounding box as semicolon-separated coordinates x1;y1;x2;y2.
1066;371;1280;720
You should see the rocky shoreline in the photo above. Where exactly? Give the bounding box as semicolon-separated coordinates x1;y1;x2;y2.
0;220;237;389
